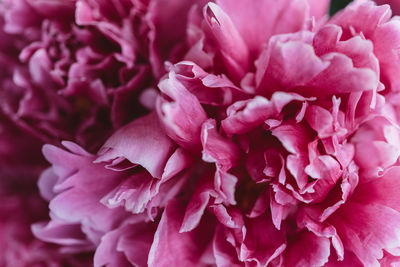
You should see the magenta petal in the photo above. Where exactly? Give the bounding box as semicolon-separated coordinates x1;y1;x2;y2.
213;225;242;267
240;215;286;266
331;201;400;267
148;0;204;76
305;105;336;138
283;231;330;267
286;154;309;190
307;53;378;95
324;250;364;267
161;148;193;181
201;119;241;171
270;187;294;230
373;17;400;92
222;92;312;135
313;24;379;73
379;249;400;267
304;155;342;202
256;37;329;95
203;3;249;78
352;166;400;213
169;61;245;106
331;1;391;37
101;151;191;218
256;28;378;97
221;96;274;135
351;117;400;175
271;123;310;155
148;200;215;266
215;0;309;56
94;231;132;267
180;176;214;233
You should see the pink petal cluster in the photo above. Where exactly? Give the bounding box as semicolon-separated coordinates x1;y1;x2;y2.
0;0;195;152
4;0;400;266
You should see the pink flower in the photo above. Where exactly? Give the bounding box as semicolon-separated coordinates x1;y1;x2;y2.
32;0;400;266
153;0;400;266
0;0;197;152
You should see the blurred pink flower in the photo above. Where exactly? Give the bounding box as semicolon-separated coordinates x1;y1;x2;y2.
0;0;199;265
0;0;197;152
21;0;400;266
0;185;92;267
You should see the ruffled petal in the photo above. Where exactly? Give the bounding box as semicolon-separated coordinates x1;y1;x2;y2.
96;112;175;178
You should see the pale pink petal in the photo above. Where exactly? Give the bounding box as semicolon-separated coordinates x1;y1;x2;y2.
94;221;156;267
221;96;275;135
169;61;246;106
330;1;391;38
100;172;154;214
306;0;329;19
256;37;329;95
222;92;312;135
42;143;128;234
96;112;175;178
307;53;378;95
215;0;310;56
32;220;94;251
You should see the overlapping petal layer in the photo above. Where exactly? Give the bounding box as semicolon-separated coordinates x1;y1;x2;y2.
2;0;400;266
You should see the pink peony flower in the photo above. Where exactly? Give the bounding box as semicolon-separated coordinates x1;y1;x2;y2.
28;0;400;266
154;0;400;266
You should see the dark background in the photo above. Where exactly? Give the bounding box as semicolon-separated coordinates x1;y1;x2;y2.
330;0;353;14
